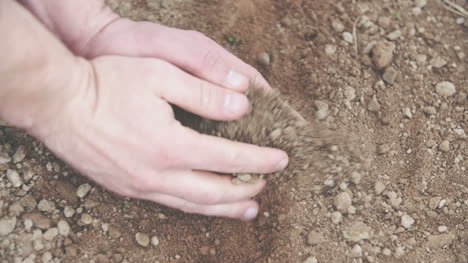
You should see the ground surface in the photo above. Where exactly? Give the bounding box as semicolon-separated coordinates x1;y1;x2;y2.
1;0;467;262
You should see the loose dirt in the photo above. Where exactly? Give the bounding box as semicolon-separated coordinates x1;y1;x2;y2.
1;0;467;262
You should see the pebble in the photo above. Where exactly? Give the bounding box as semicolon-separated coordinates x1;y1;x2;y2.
151;236;160;247
42;252;53;263
377;144;390;155
64;206;75;218
377;16;391;29
108;226;121;239
426;233;455;249
374;181;386;195
342;221;372;242
80;213;93;225
6;169;23;188
422;106;436;115
438;225;448;232
331;211;343;224
43;228;58;241
0;152;11;164
403;108;412;119
415;0;427;8
430;57;447;68
325;45;337;56
382;66;398;84
401;214;415;229
307;231;325;246
23;213;51;230
351;171;362;185
343;32;354;44
438;199;446;209
386;30;401;41
0;217;17;236
334;192;352;213
76;184;92;198
12;146;26;163
57;220;71;237
135;233;150;247
344;86;356;101
350;244;363;258
438;140;450;152
257;52;271;66
395;246;405;258
314;100;329;120
368;96;381;112
435;81;456;97
429;197;442;210
303;257;318;263
332;19;345;32
382;248;392;256
37;199;55;213
372;40;396;69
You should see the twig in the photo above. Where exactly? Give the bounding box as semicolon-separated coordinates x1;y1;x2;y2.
352;17;359;54
441;0;468;18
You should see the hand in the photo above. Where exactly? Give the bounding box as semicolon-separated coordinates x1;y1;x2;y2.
19;0;272;91
34;56;288;220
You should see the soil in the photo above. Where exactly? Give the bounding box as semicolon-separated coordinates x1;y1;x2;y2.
1;0;467;263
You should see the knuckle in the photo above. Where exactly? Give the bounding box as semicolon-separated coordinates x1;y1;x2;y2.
200;48;221;75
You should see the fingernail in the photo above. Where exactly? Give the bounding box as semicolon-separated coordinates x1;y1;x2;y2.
276;157;289;170
243;207;258;220
226;70;248;89
225;92;247;115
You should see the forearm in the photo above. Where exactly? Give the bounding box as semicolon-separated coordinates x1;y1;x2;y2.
0;0;90;133
18;0;119;55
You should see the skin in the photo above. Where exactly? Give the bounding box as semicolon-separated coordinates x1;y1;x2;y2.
0;0;288;220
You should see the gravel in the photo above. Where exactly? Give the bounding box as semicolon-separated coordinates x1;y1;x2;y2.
0;217;17;236
342;221;372;242
382;66;398;84
135;233;150;247
257;52;271;66
37;199;55;213
372;40;395;69
438;140;450;152
57;220;71;237
401;214;415;229
6;169;22;187
307;231;325;246
12;145;26;163
331;211;343;224
435;81;456;97
334;192;352;213
151;236;160;247
76;183;92;198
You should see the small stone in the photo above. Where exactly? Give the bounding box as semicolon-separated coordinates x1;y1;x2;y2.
426;233;455;249
382;66;398;84
430;57;447;68
63;206;75;218
0;217;16;236
80;213;93;225
350;244;363;258
331;211;343;224
43;228;58;241
343;32;354;43
37;199;55;213
394;246;405;258
257;52;271;66
303;256;318;263
374;181;386;195
344;86;356;101
108;226;121;239
9;202;24;216
377;16;391;29
135;232;150;247
12;146;26;163
415;0;427;8
42;252;53;263
372;40;396;69
332;19;345;32
382;248;392;256
438;140;450;152
0;152;11;164
199;246;210;255
426;139;436;148
429;197;442;210
438;199;447;209
269;129;282;140
24;219;33;230
6;169;23;188
401;214;415;229
57;220;71;237
76;183;92;198
377;144;390;155
237;174;252;182
23;213;51;230
412;7;422;15
435;81;456;97
325;45;337;56
438;226;448;232
342;221;372;242
334;192;352;213
368;96;381;112
151;236;159;247
422;106;436;115
307;231;325;246
403;108;412;119
314;100;329;120
350;171;362;185
386;30;401;41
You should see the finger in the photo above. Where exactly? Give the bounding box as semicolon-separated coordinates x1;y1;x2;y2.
171;125;289;174
135;169;266;205
91;21;272;91
140;191;260;220
157;63;250;121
